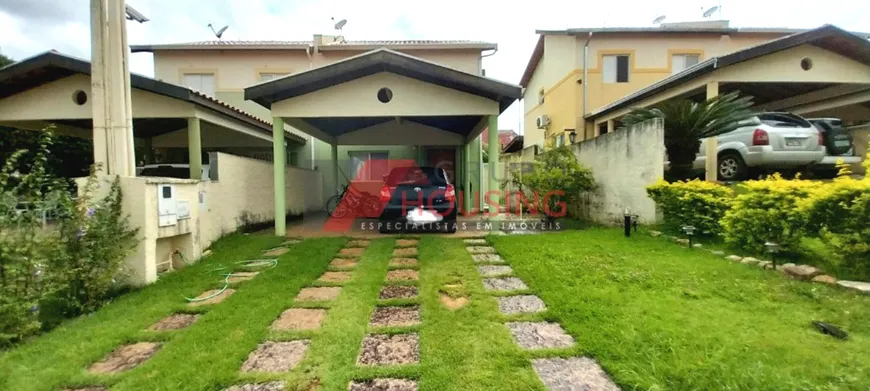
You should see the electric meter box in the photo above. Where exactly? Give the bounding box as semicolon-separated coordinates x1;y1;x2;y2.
157;184;178;227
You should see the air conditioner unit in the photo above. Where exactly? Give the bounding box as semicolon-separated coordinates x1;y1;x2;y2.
535;115;551;129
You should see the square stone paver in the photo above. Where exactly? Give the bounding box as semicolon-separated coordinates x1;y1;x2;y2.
506;322;574;350
463;238;488;245
396;239;419;247
271;308;327;331
497;295;547;314
532;357;619;391
227;272;259;283
370;306;421;327
330;258;358;269
263;247;289;257
390;258;418;267
340;247;365;257
241;340;310;372
466;246;496;254
88;342;161;374
482;278;528;292
357;334;419;366
477;265;513;277
188;289;236;307
379;285;418;300
393;248;418;257
347;240;370;248
223;381;286;391
348;379;418;391
295;287;341;301
281;239;302;246
472;254;504;263
149;313;200;331
387;270;419;282
318;271;353;283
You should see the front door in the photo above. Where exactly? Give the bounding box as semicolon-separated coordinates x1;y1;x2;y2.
425;148;456;184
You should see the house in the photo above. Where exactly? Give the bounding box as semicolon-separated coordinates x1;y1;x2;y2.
482;129;518;149
131;36;510;207
518;20;849;150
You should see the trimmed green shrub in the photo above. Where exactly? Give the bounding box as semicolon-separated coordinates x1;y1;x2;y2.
646;179;734;235
508;146;596;219
803;176;870;278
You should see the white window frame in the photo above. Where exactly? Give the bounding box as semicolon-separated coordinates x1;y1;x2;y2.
348;151;390;181
182;73;216;96
259;72;290;82
671;53;701;75
602;54;630;84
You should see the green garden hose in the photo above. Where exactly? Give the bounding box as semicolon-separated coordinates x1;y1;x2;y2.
179;252;279;303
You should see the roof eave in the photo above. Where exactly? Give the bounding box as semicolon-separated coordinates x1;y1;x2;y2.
518;35;545;87
318;43;497;51
130;44;312;53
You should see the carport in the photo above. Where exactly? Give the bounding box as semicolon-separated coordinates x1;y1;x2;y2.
245;48;522;235
585;25;870;179
0;51;306;178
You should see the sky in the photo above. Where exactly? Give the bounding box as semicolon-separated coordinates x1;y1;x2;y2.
1;0;869;134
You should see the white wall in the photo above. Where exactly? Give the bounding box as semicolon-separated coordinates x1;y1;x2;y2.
570;118;664;224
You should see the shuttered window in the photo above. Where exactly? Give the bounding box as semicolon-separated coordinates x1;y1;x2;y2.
182;73;216;96
672;54;700;74
603;55;630;83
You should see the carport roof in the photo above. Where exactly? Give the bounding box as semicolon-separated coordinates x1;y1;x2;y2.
586;25;870;120
0;51;304;143
244;48;522;113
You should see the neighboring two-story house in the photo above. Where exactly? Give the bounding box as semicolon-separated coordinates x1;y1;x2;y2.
518;20;803;149
131;36;496;199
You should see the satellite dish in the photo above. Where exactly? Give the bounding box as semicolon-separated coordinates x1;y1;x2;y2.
208;23;229;39
331;17;347;39
702;6;719;18
653;15;666;24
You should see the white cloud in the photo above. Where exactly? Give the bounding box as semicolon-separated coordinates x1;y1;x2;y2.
2;0;868;132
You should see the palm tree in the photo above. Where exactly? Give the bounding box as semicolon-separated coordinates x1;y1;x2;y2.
622;91;755;180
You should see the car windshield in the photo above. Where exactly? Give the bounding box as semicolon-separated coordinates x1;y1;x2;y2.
384;167;448;186
758;113;811;128
139;166;190;179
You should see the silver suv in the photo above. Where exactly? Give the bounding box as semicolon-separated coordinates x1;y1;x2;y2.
693;112;825;181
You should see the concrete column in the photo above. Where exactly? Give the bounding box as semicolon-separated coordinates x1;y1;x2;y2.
187;117;202;180
273;117;286;236
606;119;615;134
487;115;500;223
331;142;339;195
705;81;720;182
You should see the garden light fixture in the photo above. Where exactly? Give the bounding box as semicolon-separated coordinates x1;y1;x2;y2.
624;209;632;237
765;241;780;269
682;225;696;247
569;131;577;144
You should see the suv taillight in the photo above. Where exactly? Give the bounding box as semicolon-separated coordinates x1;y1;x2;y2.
817;129;824;146
379;186;392;202
445;184;456;202
752;128;769;146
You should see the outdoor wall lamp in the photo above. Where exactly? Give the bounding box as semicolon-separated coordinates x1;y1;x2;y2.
569;131;577;144
765;241;780;269
682;225;696;247
623;209;637;237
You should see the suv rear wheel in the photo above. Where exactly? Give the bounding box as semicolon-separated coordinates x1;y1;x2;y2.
718;152;748;181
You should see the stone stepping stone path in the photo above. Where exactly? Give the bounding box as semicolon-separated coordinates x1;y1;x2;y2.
390;258;419;267
271;308;327;331
262;247;289;257
88;342;161;374
506;322;575;350
463;238;488;245
387;269;419;281
467;246;497;254
227;271;258;283
357;333;420;366
472;254;505;263
478;265;513;277
370;306;421;327
241;340;310;372
318;271;352;283
339;247;366;257
393;247;418;257
396;239;419;247
329;258;358;269
349;379;418;391
483;277;529;292
223;381;286;391
295;287;342;301
149;313;199;331
532;357;619;391
379;285;418;300
497;295;547;315
188;288;236;307
346;239;370;248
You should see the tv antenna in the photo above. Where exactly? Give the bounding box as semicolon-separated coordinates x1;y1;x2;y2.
702;6;719;19
332;17;347;38
208;23;229;40
653;15;666;24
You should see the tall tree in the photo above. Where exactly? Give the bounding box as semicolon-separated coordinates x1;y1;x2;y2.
0;53;13;68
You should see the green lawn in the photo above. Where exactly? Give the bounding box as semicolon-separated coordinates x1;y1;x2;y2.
2;229;868;390
489;228;870;390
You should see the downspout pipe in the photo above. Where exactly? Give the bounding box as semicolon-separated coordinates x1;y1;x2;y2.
582;32;593;137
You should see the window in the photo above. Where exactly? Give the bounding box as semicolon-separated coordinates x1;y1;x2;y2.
349;151;389;181
603;55;630;83
672;54;700;74
598;123;609;135
555;134;565;147
259;73;289;82
182;73;215;96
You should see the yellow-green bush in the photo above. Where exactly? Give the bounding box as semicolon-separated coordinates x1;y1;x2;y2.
721;174;822;254
803;176;870;275
646;179;734;235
